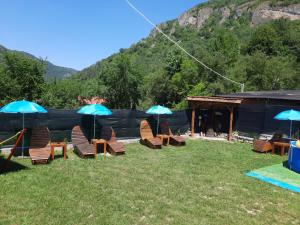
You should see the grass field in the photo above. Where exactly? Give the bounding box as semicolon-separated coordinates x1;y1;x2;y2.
0;140;299;225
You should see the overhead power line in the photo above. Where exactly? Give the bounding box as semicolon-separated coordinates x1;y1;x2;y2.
125;0;245;93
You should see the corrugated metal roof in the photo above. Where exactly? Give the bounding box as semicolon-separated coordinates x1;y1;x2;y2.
219;90;300;101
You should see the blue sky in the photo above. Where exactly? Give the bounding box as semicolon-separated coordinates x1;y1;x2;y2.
0;0;206;70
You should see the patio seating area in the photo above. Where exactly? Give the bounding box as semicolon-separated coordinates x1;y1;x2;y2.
1;100;300;225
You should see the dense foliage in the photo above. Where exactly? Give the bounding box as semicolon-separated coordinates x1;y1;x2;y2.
75;16;300;109
0;52;45;104
0;0;299;109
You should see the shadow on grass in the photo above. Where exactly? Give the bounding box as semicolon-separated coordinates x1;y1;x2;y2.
0;155;28;175
283;160;289;168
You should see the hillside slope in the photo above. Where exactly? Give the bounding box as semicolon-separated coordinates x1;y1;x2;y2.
76;0;299;79
0;45;77;79
56;0;300;109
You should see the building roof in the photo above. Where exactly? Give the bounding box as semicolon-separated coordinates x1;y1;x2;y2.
220;90;300;101
187;96;242;108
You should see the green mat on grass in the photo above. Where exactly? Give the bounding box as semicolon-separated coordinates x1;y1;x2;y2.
250;163;300;188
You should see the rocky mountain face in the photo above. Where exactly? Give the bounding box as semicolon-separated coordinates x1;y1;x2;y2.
0;44;77;79
168;1;300;31
252;2;300;25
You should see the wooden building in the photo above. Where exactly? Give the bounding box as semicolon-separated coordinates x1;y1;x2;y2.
188;90;300;141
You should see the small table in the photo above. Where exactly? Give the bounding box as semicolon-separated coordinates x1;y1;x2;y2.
92;139;107;159
272;142;290;156
157;134;170;146
51;142;67;160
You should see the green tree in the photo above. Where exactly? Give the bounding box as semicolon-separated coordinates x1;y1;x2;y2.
145;73;174;107
171;58;200;99
103;55;141;109
229;51;299;91
247;24;280;56
208;28;240;64
165;50;182;76
2;52;45;102
41;78;106;109
188;82;209;96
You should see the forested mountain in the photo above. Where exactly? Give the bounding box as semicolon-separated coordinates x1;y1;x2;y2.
1;0;299;109
0;45;77;79
67;0;299;109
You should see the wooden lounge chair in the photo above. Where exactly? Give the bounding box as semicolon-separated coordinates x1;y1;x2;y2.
29;127;51;164
160;121;186;146
253;133;284;153
71;125;96;158
253;139;272;153
101;126;125;155
139;120;162;149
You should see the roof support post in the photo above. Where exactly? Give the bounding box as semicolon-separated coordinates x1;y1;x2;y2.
228;107;234;141
191;108;195;137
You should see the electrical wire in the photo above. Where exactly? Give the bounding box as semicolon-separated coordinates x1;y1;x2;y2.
125;0;245;92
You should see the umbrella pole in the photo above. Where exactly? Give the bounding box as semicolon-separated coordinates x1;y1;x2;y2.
22;113;24;158
290;120;293;141
93;115;96;139
289;120;293;170
157;114;159;136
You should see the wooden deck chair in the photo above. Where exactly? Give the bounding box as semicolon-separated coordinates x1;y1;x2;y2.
139;120;162;149
71;126;96;158
160;121;186;146
253;139;272;153
29;127;51;164
101;126;125;155
253;133;284;153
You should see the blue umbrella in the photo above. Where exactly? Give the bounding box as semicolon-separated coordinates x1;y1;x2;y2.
274;109;300;169
146;105;173;135
0;100;48;157
77;104;112;139
274;109;300;140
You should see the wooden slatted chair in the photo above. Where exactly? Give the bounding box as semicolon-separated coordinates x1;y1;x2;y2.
253;133;284;153
29;127;51;164
140;120;162;149
101;126;125;155
160;121;186;146
253;139;272;153
71;126;96;158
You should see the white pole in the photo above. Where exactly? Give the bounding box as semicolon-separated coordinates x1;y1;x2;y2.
93;115;96;139
289;120;293;170
22;113;24;158
157;114;159;136
290;120;293;140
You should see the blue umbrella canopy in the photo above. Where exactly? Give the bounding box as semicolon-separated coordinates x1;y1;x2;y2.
0;100;47;114
146;105;172;135
77;104;112;116
274;109;300;121
146;105;172;115
77;104;112;139
0;100;47;157
274;109;300;139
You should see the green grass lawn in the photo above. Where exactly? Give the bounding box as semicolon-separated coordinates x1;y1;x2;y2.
1;140;300;225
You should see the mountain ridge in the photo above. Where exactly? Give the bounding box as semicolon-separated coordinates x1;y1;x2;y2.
0;44;77;79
